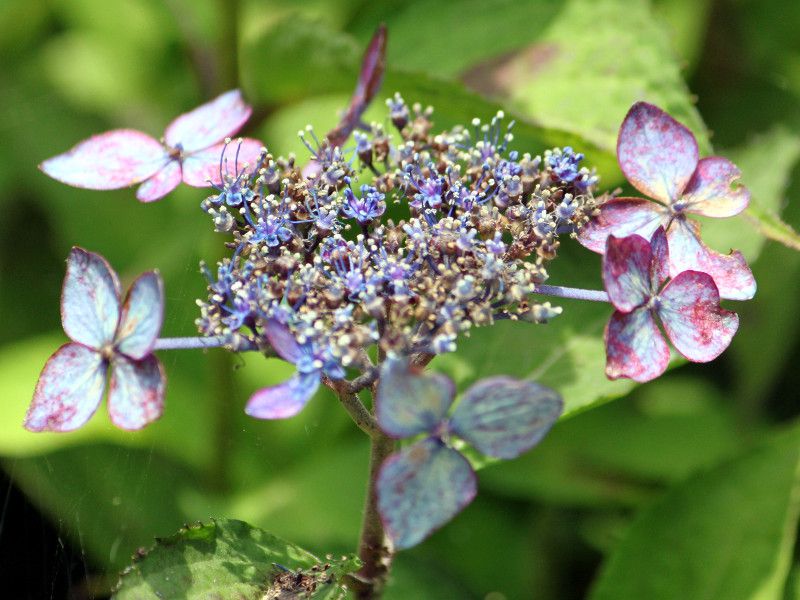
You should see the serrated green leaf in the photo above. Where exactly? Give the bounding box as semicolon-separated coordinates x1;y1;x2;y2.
113;518;360;600
589;422;800;600
504;0;710;155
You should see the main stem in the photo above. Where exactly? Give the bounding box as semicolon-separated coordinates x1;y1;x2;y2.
354;426;395;599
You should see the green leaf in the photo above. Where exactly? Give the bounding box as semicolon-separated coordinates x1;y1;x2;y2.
113;518;360;600
503;0;710;155
589;422;800;600
480;376;742;507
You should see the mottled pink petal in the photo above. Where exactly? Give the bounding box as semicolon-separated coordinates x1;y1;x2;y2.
25;343;106;432
649;226;670;290
263;320;304;364
61;247;121;350
578;198;669;253
327;25;387;147
164;89;252;152
245;373;320;419
377;438;476;550
115;272;164;360
182;138;264;187
39;129;166;190
603;234;653;312
376;359;455;439
135;159;182;202
667;217;756;300
680;157;750;217
617;102;699;203
107;354;165;430
605;308;670;382
658;270;739;362
449;377;562;459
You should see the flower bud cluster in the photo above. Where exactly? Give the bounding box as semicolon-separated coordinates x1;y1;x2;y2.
196;95;603;375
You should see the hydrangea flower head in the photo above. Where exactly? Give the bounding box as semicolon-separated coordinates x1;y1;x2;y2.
603;228;739;382
40;90;263;202
579;102;755;300
26;248;166;431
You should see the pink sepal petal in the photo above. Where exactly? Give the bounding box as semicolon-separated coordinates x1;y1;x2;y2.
605;308;670;383
263;320;304;364
39;129;166;190
245;373;320;420
25;343;106;432
578;198;669;253
680;157;750;218
667;218;756;300
649;227;670;290
164;89;252;152
107;354;165;430
61;247;121;349
182;138;264;187
658;270;739;362
116;271;164;360
617;102;699;203
603;234;653;312
136;160;182;202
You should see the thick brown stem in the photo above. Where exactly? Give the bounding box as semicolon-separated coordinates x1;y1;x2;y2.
353;429;396;599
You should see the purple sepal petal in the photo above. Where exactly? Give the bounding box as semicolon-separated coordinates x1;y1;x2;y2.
667;218;756;300
449;377;562;459
649;227;670;290
578;198;669;254
327;25;387;147
115;271;165;360
25;343;106;432
263;319;304;364
376;359;455;439
617;102;699;203
136;159;182;202
245;372;320;420
39;129;166;190
603;234;653;312
605;308;671;383
658;270;739;362
377;437;477;550
107;354;165;430
61;247;121;350
164;89;252;152
182;138;264;187
680;157;750;218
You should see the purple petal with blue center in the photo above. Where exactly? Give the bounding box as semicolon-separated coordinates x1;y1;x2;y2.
667;218;756;300
377;437;477;550
263;319;304;364
136;159;181;203
577;198;669;254
680;157;750;218
61;247;121;350
376;359;455;439
115;271;164;360
605;306;671;382
25;343;107;432
245;372;321;420
39;129;166;190
107;354;166;430
617;102;699;203
658;270;739;362
164;89;252;153
182;139;264;187
602;234;654;312
449;377;562;459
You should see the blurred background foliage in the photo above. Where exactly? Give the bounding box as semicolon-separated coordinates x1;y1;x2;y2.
1;0;800;598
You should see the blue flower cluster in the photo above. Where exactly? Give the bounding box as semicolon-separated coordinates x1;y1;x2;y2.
196;95;603;379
